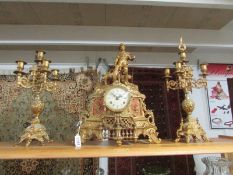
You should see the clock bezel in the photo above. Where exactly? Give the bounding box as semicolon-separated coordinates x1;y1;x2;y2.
104;85;131;112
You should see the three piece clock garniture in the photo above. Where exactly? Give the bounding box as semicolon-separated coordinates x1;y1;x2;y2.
13;38;209;147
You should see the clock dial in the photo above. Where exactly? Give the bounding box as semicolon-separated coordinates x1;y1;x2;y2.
104;86;130;112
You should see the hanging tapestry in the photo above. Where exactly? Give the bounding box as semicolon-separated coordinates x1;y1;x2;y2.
0;69;99;175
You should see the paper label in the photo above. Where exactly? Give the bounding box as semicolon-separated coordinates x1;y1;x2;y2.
75;134;81;149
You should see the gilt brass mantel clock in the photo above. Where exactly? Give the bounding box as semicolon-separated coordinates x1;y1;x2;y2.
80;43;161;145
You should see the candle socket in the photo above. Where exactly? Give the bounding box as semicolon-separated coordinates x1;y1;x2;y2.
30;70;36;77
200;64;208;74
51;69;59;80
42;59;51;70
164;68;171;78
35;51;46;62
175;62;182;70
16;60;27;71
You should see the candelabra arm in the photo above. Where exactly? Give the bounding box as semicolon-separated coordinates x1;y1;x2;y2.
43;81;57;92
18;77;33;89
166;80;180;90
191;78;207;89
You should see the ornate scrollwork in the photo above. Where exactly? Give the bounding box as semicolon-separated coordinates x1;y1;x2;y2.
192;78;208;89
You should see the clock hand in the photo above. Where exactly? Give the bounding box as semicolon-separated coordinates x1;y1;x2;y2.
117;95;122;98
110;92;120;101
116;93;127;100
120;92;128;99
111;92;117;98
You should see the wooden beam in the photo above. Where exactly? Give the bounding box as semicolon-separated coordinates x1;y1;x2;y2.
1;0;233;9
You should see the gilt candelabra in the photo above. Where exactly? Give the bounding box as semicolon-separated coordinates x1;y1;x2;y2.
164;37;209;143
14;51;59;146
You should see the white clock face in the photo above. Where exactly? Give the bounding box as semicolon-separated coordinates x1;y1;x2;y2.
104;87;130;112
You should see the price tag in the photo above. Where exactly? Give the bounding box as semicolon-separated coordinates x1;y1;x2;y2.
75;134;81;149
